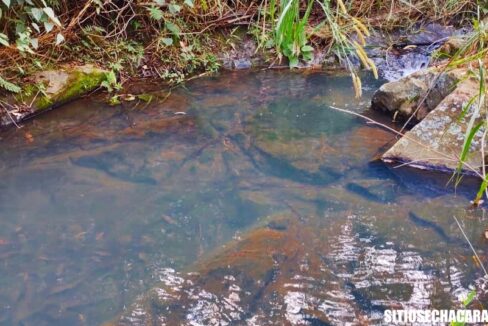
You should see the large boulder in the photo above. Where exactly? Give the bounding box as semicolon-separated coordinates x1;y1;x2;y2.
371;68;463;123
1;64;108;127
381;76;485;174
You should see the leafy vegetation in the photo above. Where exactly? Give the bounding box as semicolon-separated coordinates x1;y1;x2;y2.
274;0;313;67
0;0;479;94
0;75;20;93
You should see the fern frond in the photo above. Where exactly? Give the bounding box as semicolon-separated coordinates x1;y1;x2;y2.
148;7;164;21
0;76;21;93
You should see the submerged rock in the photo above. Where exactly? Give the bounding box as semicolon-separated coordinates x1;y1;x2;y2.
110;215;296;326
108;197;485;326
1;64;108;127
232;58;252;70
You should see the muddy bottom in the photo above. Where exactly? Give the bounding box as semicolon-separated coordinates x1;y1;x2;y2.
0;70;486;326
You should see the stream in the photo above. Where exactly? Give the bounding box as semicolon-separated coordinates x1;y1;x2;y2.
0;70;486;325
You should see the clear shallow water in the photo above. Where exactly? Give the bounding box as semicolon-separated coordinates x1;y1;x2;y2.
0;71;486;326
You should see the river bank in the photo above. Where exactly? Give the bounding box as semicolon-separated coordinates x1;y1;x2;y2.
0;21;470;124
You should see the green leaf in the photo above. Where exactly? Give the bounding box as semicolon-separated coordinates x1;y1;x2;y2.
105;70;117;85
2;0;10;8
55;33;64;45
475;179;488;204
283;46;292;57
168;3;181;14
148;6;164;20
289;56;299;68
100;81;112;93
301;45;313;52
458;121;483;169
463;290;476;307
30;37;38;49
449;289;477;326
165;21;180;36
161;37;173;46
44;21;54;32
457;95;477;123
0;33;9;47
184;0;194;8
33;59;42;68
0;75;21;93
43;7;62;27
32;22;40;32
303;51;313;61
16;22;26;34
30;7;44;22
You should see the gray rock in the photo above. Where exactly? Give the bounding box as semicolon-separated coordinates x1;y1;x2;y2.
371;68;462;122
35;70;70;95
232;58;252;70
1;64;108;127
382;77;485;174
404;23;456;45
438;36;468;56
220;36;258;70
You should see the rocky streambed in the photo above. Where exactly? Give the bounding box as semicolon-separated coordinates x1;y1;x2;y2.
0;69;487;326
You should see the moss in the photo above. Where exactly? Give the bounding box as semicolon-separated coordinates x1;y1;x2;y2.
11;81;53;111
35;95;54;110
31;69;107;113
14;82;40;104
108;95;122;106
21;83;36;98
137;93;153;103
407;94;420;103
55;70;106;104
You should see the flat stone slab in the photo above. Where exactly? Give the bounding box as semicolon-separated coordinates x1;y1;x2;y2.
382;77;485;175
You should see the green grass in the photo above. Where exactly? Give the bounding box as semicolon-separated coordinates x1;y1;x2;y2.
445;11;488;204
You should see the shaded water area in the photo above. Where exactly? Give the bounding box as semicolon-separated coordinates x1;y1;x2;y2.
0;71;487;325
